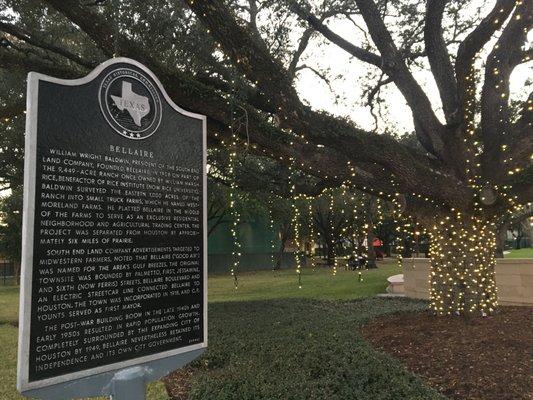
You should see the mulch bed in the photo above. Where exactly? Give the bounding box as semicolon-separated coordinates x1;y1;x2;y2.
361;306;533;400
163;366;196;400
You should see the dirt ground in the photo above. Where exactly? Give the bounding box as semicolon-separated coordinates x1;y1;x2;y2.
361;306;533;400
164;366;195;400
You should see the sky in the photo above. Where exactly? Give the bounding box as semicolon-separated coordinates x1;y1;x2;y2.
1;1;530;137
292;0;532;135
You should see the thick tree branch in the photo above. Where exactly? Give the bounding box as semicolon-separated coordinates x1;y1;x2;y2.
210;152;341;198
0;21;96;69
182;0;472;206
288;27;314;77
455;0;516;112
480;0;532;183
30;0;475;211
44;0;152;62
354;0;446;158
424;0;459;124
290;1;382;67
193;71;277;114
248;0;259;31
183;0;305;119
302;111;472;209
509;47;533;67
0;46;83;78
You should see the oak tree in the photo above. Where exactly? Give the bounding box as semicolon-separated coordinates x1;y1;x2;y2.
0;0;531;315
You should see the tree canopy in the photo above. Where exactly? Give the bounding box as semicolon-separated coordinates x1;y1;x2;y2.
0;0;531;315
1;0;530;217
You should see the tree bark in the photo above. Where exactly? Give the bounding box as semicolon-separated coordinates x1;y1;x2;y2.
326;241;335;267
495;222;508;259
514;232;523;250
384;242;392;258
274;223;291;270
14;260;21;286
366;225;377;268
274;241;286;270
429;215;498;316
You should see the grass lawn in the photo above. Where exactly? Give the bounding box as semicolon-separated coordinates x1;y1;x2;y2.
0;260;436;399
209;260;400;302
504;247;533;258
0;322;168;400
0;285;19;324
0;324;19;400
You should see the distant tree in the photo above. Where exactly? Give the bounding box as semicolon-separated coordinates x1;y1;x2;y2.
312;194;346;266
0;187;22;283
0;70;25;283
207;180;232;237
494;205;533;257
268;197;293;270
309;189;394;268
510;218;531;250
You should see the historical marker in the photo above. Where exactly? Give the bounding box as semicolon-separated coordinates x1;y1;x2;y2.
17;58;207;397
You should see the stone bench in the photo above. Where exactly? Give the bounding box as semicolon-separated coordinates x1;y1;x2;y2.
386;274;405;295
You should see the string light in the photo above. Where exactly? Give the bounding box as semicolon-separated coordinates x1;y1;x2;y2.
329;190;337;276
227;77;245;290
429;213;498;316
289;159;303;288
268;194;276;270
228;141;241;289
307;199;316;271
197;3;528;315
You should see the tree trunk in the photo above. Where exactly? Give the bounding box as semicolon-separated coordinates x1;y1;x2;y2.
402;235;413;258
384;237;392;257
326;240;335;267
429;215;498;316
514;233;523;250
366;224;377;268
495;222;508;258
274;223;292;270
274;230;288;270
14;260;21;286
274;241;285;270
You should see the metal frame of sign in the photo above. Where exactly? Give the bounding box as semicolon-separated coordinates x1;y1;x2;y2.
17;58;208;395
